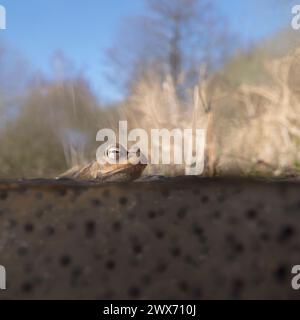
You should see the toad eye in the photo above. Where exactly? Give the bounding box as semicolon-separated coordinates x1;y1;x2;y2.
106;147;120;160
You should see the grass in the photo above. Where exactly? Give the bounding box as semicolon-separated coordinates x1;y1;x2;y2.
1;45;300;179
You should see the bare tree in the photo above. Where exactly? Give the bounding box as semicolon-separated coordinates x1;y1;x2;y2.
107;0;236;95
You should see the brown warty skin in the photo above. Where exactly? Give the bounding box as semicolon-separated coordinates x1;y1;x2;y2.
58;144;147;183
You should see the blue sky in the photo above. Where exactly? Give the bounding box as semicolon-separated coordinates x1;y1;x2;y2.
0;0;297;102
